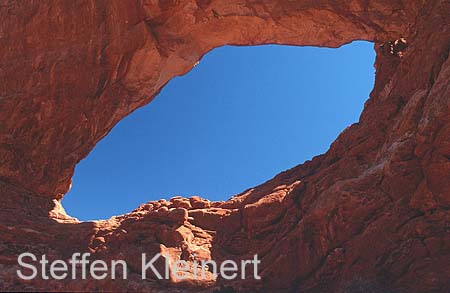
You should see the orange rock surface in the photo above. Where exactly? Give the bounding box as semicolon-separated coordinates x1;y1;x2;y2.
0;0;449;291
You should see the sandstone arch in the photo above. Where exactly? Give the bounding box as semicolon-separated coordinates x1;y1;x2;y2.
1;0;449;291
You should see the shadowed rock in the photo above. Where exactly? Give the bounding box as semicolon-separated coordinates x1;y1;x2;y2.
0;0;449;291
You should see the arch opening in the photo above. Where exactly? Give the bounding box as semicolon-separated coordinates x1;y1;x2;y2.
62;41;375;221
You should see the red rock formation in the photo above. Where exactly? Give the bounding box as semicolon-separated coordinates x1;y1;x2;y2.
0;0;449;292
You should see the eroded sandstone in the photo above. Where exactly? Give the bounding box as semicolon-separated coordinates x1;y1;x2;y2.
0;0;449;292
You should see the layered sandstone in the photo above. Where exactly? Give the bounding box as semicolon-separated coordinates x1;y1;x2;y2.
0;0;449;292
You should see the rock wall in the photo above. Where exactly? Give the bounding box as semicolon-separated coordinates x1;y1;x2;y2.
0;0;449;292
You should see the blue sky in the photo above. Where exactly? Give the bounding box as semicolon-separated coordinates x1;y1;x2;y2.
63;41;375;221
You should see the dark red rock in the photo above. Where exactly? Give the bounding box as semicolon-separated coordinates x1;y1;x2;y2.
0;0;449;292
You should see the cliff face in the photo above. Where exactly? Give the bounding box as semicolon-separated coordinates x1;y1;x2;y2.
1;0;449;292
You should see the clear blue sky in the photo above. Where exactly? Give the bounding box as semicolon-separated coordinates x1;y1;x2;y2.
63;41;375;221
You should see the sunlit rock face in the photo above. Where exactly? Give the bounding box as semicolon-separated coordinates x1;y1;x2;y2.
1;0;449;292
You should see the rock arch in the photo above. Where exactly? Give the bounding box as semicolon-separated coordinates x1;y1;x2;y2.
1;0;449;291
